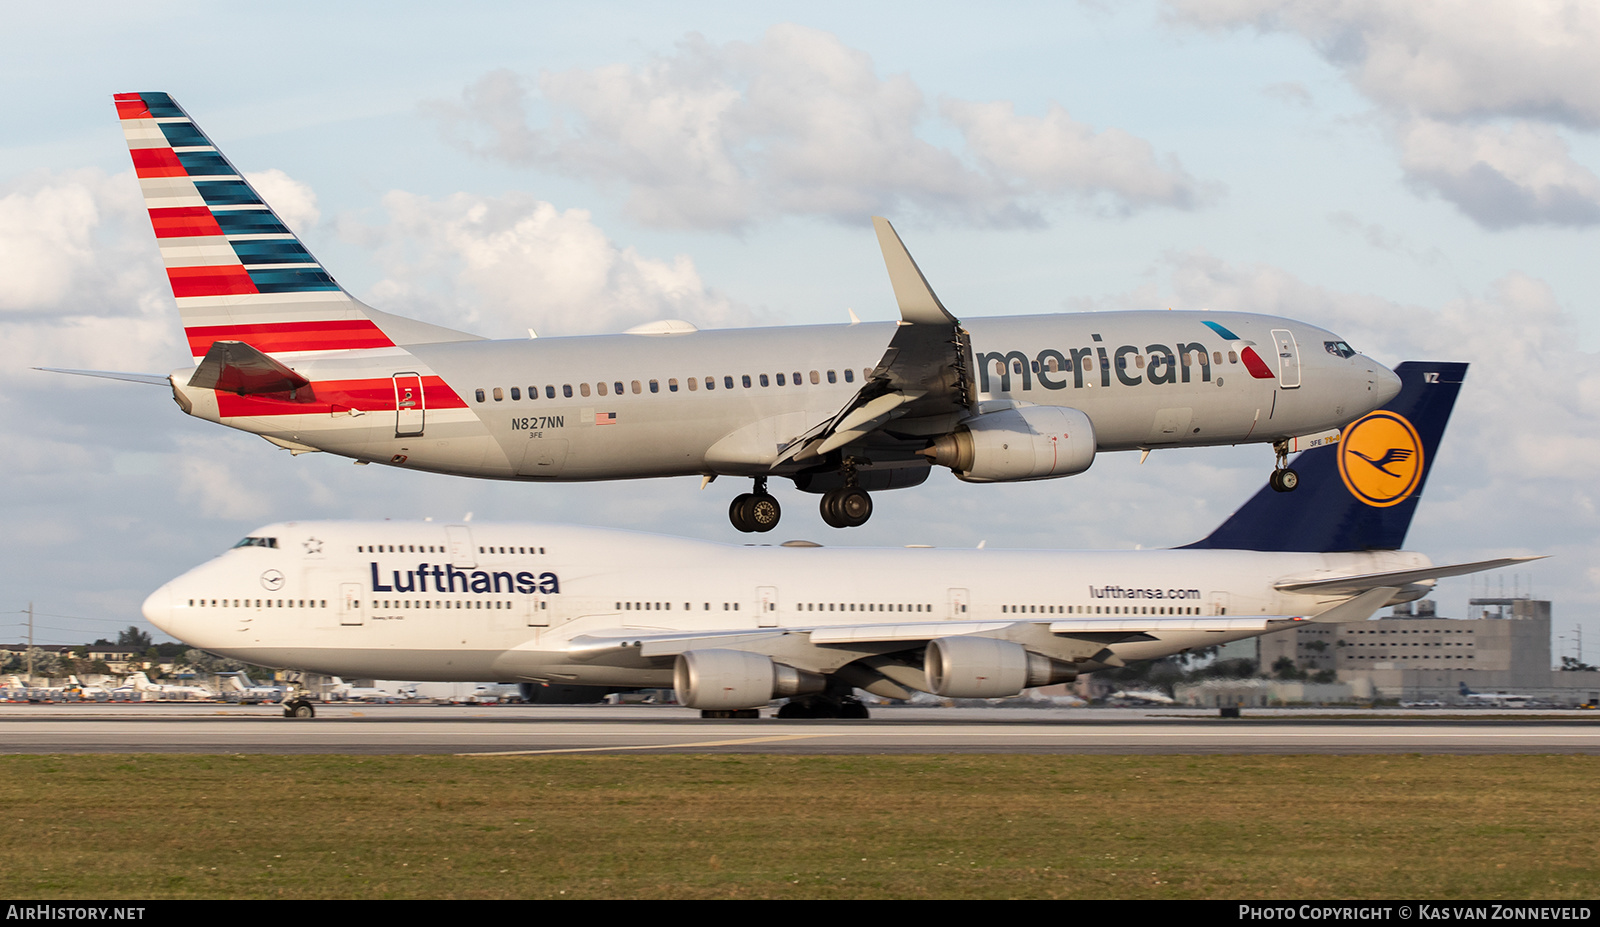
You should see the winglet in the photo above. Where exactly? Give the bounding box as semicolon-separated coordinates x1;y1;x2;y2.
873;217;959;326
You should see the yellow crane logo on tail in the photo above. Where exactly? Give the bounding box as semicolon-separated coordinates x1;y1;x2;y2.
1337;411;1424;507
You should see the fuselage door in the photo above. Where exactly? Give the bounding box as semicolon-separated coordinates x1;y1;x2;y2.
1270;330;1301;389
947;587;969;620
339;582;364;626
394;372;425;437
757;586;779;628
446;526;476;568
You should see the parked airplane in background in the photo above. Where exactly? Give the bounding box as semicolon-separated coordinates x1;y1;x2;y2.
143;362;1536;718
116;671;214;700
220;671;292;704
47;92;1400;532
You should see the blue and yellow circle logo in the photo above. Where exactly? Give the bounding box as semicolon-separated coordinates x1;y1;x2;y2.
1338;411;1424;508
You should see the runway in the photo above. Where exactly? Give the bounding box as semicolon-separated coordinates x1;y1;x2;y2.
3;703;1598;755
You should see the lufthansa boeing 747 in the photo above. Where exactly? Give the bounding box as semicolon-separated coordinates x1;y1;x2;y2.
142;362;1534;718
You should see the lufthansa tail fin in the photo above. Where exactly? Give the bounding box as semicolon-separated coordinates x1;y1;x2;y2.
1182;361;1466;552
114;92;480;362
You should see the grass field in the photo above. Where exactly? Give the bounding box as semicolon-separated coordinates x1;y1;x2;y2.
1;753;1596;899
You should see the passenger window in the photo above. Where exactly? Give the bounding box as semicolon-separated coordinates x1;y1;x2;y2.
614;381;624;395
705;377;715;390
649;379;659;393
792;371;802;385
631;380;641;394
686;377;697;391
810;370;820;384
579;383;591;397
474;389;485;402
1214;351;1223;365
827;370;837;383
492;387;504;401
775;373;786;386
741;375;751;388
563;384;573;398
759;374;769;387
510;387;521;400
546;385;555;399
1229;351;1238;363
843;369;854;383
597;382;607;396
1135;355;1145;369
668;378;679;392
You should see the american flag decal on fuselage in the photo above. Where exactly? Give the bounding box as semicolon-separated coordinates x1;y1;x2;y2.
114;92;395;361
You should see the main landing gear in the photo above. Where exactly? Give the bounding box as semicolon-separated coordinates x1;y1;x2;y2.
1269;439;1300;494
820;487;872;528
776;694;870;719
819;457;874;529
729;477;781;533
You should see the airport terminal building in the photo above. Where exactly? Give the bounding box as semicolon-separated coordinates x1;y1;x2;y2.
1187;597;1600;706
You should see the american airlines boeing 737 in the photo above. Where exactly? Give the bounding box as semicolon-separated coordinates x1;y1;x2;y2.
55;92;1400;532
143;363;1536;718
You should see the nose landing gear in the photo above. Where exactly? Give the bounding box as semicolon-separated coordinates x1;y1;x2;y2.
1269;439;1300;493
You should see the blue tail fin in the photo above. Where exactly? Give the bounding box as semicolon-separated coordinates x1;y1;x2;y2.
1182;361;1466;552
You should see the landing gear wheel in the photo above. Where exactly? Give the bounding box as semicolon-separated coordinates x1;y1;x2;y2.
729;493;756;532
820;491;846;528
283;698;315;719
821;488;873;528
1269;468;1300;493
838;697;870;720
837;488;872;527
749;494;781;532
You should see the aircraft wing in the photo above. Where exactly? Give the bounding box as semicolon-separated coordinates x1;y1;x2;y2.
562;614;1306;676
1274;556;1546;595
778;218;976;464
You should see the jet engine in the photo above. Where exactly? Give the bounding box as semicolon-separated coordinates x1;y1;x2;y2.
673;649;826;711
921;406;1096;483
924;637;1077;699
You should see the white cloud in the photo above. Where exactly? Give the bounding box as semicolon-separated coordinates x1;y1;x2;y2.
1168;0;1600;125
1166;0;1600;228
428;24;1206;230
244;169;321;234
1396;118;1600;228
349;189;754;336
942;100;1211;212
0;169;156;317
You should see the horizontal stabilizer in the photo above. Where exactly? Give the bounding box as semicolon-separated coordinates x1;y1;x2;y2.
188;340;311;395
35;367;169;386
1274;556;1545;595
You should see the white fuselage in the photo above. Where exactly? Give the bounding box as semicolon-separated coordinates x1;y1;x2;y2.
171;312;1397;482
143;520;1428;687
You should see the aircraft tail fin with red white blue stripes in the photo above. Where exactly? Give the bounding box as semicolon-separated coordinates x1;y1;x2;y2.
114;92;480;362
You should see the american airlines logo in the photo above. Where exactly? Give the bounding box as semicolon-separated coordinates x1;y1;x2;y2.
369;562;561;595
977;323;1277;393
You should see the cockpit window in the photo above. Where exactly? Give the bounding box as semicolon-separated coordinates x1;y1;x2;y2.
232;537;278;549
1324;341;1356;359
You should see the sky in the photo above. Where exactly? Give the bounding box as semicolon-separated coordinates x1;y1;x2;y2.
1;1;1595;665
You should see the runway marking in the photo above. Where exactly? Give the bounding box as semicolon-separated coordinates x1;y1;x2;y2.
456;734;828;756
